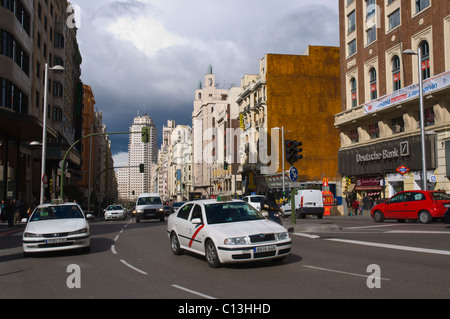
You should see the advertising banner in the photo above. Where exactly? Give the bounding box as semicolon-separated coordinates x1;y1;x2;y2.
364;71;450;114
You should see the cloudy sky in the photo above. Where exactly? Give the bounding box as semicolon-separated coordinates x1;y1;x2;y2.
72;0;339;166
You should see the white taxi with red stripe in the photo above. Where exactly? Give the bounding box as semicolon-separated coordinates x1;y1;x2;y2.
167;198;291;267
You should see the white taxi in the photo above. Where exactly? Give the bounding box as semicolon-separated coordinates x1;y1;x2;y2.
22;202;91;256
167;198;291;267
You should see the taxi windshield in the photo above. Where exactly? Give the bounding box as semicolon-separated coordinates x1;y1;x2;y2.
30;205;84;221
205;202;264;224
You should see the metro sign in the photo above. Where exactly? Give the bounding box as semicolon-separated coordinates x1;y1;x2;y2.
396;165;410;176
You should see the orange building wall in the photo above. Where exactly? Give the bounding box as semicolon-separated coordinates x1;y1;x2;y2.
266;46;341;182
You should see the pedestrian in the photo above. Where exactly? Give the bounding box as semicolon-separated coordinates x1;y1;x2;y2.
362;195;372;216
5;198;15;227
0;200;5;223
352;199;359;216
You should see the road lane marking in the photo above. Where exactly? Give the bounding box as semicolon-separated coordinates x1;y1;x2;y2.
111;245;117;255
293;232;320;239
171;284;217;299
120;259;148;275
345;224;400;230
302;265;390;281
326;238;450;256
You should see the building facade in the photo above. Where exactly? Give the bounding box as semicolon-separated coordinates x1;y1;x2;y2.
192;65;229;198
335;0;450;200
0;0;82;203
238;47;342;195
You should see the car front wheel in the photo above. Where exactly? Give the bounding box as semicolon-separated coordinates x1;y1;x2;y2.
205;240;221;268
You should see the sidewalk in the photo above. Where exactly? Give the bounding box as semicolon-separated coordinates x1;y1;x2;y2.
281;213;372;233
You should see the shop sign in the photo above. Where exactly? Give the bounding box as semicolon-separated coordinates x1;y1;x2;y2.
356;141;409;163
356;177;382;188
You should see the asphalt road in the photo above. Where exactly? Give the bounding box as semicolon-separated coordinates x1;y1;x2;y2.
1;215;449;302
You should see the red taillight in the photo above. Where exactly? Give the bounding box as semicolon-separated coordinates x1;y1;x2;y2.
301;196;303;207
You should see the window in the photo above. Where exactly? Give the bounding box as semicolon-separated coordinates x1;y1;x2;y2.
369;123;379;139
350;78;358;107
53;82;63;97
392;56;401;91
369;68;377;100
420;41;431;80
415;0;430;14
348;39;357;56
367;26;376;45
348;10;356;34
177;204;193;220
392;116;405;133
54;33;64;48
366;0;376;20
52;106;62;121
0;77;28;114
349;129;359;143
388;9;400;31
425;108;435;126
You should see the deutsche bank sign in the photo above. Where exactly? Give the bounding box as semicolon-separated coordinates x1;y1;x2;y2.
356;141;409;163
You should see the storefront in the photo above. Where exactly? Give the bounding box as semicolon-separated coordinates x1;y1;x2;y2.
338;134;437;200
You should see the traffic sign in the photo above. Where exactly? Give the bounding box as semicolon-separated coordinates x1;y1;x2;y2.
42;174;48;185
396;165;410;175
289;166;298;182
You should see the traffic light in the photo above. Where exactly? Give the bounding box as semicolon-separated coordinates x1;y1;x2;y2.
139;163;145;173
224;161;228;170
285;140;303;166
141;126;150;143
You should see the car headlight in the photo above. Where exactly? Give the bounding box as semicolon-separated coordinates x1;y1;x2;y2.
136;209;144;213
224;236;249;245
158;208;164;212
24;232;41;238
69;228;88;235
275;232;289;241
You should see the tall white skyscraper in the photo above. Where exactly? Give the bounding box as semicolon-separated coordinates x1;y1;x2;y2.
118;114;157;201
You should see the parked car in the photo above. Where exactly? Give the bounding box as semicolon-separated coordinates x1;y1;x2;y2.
22;202;91;256
371;190;450;223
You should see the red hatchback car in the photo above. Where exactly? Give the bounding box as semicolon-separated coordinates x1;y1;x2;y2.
371;190;450;223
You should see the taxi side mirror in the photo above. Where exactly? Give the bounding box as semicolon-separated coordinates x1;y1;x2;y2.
191;218;202;224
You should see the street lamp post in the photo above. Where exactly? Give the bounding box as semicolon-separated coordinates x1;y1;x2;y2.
40;63;64;204
274;127;285;199
403;48;427;190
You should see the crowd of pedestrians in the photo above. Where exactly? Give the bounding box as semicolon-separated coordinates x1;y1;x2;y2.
1;197;38;227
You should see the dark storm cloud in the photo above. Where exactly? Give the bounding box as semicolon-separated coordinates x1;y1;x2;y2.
73;0;339;156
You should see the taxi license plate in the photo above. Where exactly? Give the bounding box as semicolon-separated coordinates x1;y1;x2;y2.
45;238;67;244
254;245;276;253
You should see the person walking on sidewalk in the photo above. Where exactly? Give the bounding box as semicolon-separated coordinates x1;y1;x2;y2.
352;199;359;216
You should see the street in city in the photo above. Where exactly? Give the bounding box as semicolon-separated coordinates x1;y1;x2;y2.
1;214;449;302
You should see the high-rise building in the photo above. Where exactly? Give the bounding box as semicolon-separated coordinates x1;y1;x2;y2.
119;114;157;201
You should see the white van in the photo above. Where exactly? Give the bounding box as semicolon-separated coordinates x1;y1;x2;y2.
281;189;324;219
135;193;165;222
